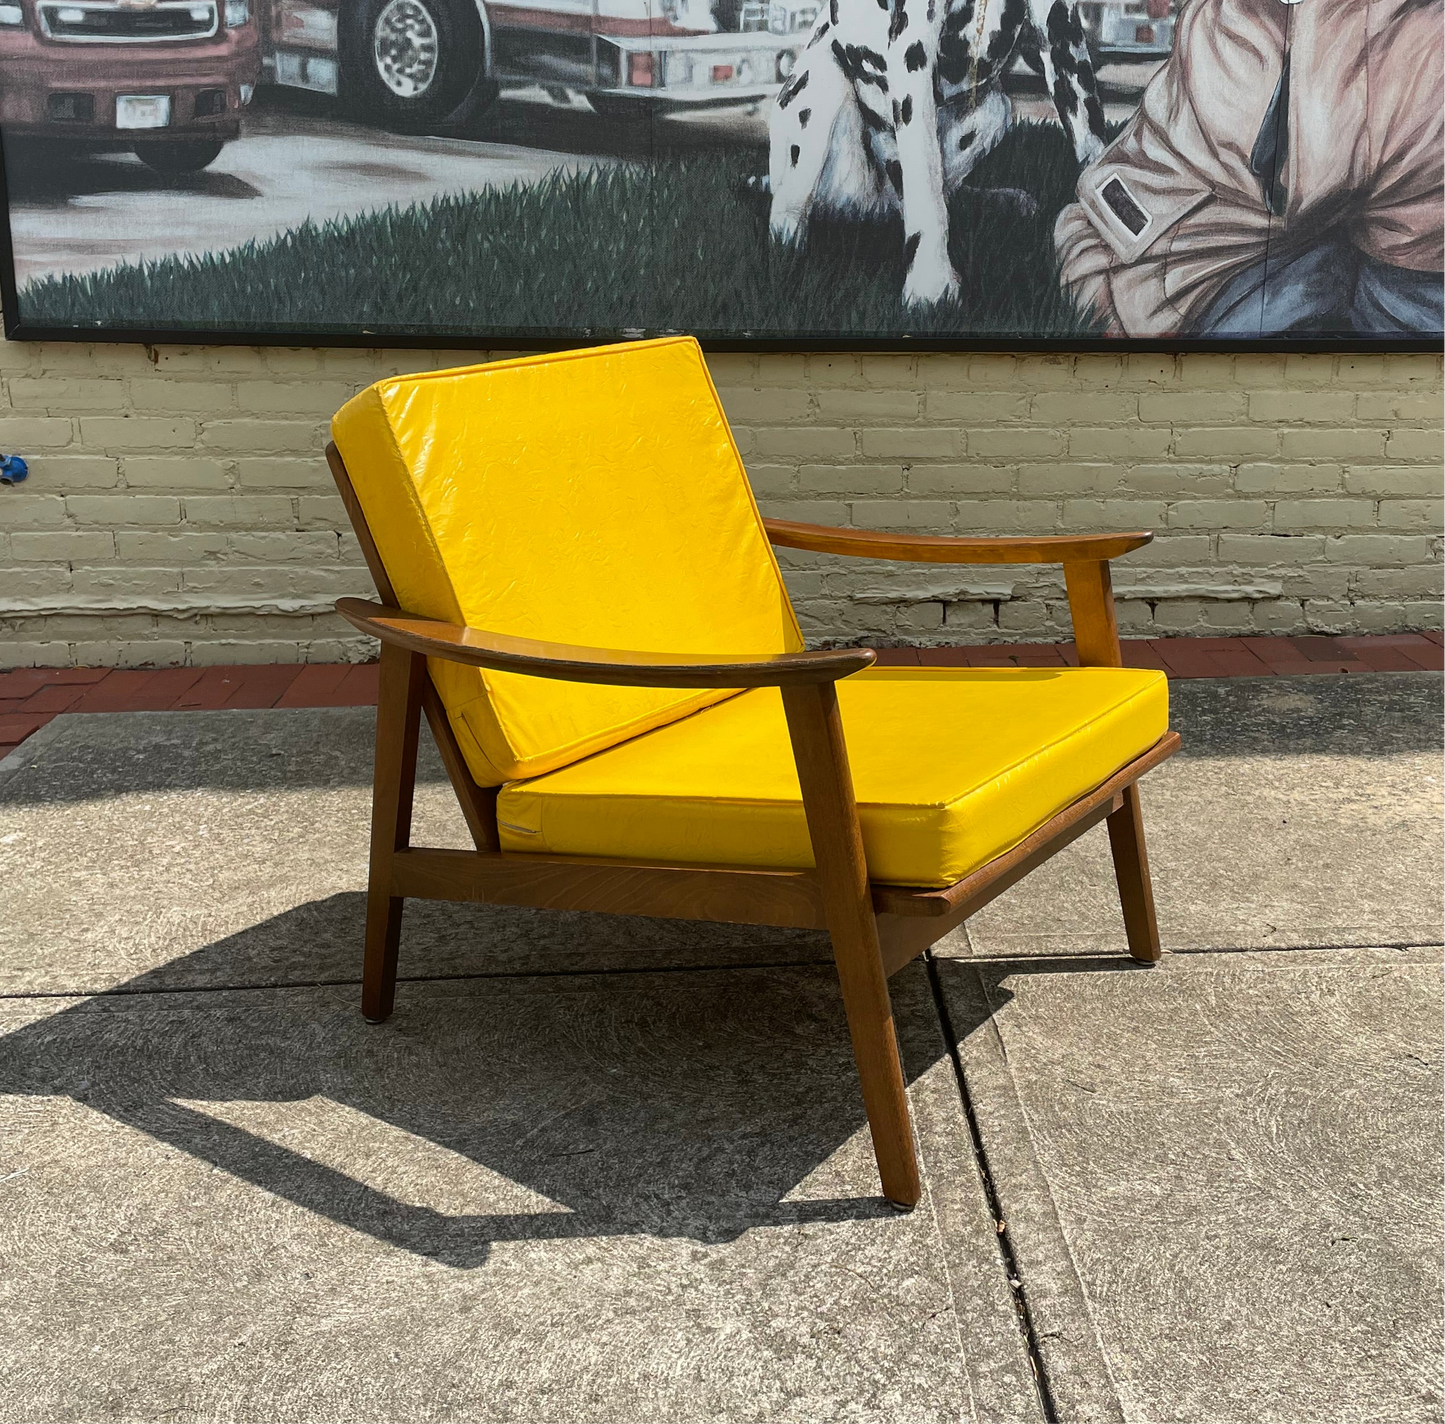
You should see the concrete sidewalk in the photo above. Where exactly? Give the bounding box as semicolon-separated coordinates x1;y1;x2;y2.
0;675;1440;1423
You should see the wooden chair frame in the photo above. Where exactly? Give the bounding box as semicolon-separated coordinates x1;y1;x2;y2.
326;442;1180;1210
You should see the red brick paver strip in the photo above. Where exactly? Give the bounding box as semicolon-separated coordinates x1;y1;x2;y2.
0;633;1438;764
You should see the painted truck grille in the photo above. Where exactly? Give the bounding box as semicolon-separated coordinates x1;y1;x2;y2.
38;1;219;42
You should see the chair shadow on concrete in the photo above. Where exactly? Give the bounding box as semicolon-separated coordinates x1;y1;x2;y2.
0;898;1014;1269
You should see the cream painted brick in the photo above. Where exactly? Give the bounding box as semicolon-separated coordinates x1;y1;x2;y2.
906;463;1015;495
973;427;1065;458
228;531;341;563
816;389;921;422
67;494;180;526
1273;498;1376;529
78;416;195;449
1217;533;1326;564
1118;354;1179;388
797;463;904;496
757;500;851;526
752;427;857;459
1137;390;1245;423
71;568;182;597
860;429;957;459
2;568;73;598
1063;499;1168;530
1385;427;1444;463
1332;355;1394;388
22;456;120;489
1344;464;1443;497
72;640;188;667
1030;392;1137;424
150;346;275;375
199;420;320;454
189;640;306;666
1177;354;1243;388
235;457;330;490
6;378;126;412
1068;427;1172;459
954;500;1054;533
184;495;295;527
1117;463;1233;497
1282;354;1338;386
1324;534;1439;564
1173;426;1278;459
122;457;231;490
1234;462;1344;494
923;391;1030;422
1280;428;1386;460
297;495;348;528
181;567;361;598
803;354;863;387
127;380;235;413
11;530;115;562
1355;392;1442;423
704;353;758;385
2;494;76;529
1016;462;1106;496
743;463;795;497
1352;566;1445;597
115;531;227;562
1011;354;1100;389
1379;499;1444;529
849;500;953;530
1248;391;1356;423
717;388;814;424
243;381;358;416
857;356;921;389
1169;499;1269;529
1125;534;1213;566
0;417;74;448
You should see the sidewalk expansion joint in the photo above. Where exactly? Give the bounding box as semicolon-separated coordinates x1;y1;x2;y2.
926;948;1059;1424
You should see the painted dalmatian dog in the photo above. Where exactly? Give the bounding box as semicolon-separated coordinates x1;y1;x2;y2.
768;0;1108;306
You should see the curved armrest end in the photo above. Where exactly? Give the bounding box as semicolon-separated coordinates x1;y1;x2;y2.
335;598;875;688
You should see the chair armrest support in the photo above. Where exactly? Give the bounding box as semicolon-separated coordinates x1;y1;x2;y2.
335;598;876;688
762;519;1152;565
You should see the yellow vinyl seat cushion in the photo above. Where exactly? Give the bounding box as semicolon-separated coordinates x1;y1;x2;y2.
496;666;1169;888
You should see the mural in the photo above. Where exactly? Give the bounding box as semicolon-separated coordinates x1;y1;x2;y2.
0;0;1440;345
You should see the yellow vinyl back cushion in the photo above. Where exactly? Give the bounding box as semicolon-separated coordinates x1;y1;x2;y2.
495;667;1169;887
331;337;803;784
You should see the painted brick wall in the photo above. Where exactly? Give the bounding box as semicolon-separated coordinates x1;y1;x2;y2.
0;338;1440;667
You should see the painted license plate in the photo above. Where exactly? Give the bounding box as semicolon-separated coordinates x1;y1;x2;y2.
115;95;171;130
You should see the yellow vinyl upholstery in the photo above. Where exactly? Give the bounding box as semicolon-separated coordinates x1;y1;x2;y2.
331;337;802;785
496;666;1169;887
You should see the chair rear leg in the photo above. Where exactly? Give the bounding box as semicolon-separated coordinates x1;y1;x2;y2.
1108;782;1161;963
362;643;424;1022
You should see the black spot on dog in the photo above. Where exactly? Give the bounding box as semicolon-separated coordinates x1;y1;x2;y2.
798;106;811;127
886;158;904;194
1085;92;1106;139
777;68;809;108
900;94;913;124
790;144;800;166
984;0;1025;61
857;44;886;69
926;0;934;18
1046;0;1084;46
1017;35;1044;73
1050;40;1079;76
937;7;971;83
858;97;892;132
888;0;909;41
904;39;927;69
1076;59;1094;88
1052;69;1078;117
958;130;975;150
903;232;921;266
808;19;829;44
830;0;838;24
893;98;901;123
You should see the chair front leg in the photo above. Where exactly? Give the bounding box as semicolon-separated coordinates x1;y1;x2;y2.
781;682;922;1211
362;641;424;1022
1108;783;1161;962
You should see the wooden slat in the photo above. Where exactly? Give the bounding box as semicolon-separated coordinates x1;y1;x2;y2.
389;846;827;929
872;730;1183;920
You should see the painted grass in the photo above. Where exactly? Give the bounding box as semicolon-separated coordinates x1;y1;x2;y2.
20;121;1103;339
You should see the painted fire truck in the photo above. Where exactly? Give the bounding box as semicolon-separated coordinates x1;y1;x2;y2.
258;0;819;129
0;0;261;169
1077;0;1174;60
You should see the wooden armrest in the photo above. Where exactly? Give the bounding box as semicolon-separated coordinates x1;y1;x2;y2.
763;519;1152;565
335;598;875;688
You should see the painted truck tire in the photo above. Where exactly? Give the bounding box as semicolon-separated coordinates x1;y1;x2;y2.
341;0;495;131
133;140;228;173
